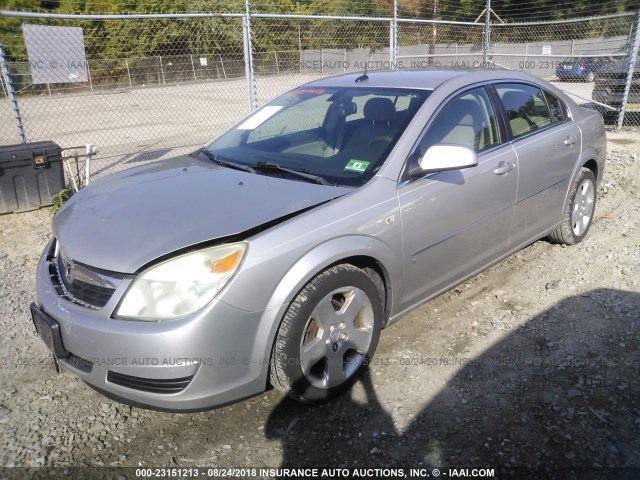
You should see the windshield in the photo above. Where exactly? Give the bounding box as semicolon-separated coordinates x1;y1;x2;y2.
205;86;430;187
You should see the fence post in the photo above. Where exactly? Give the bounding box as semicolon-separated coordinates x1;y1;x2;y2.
390;0;398;68
297;2;302;73
86;60;94;91
274;51;279;74
483;0;491;67
0;73;7;98
242;0;257;111
158;56;166;84
617;10;640;129
0;40;26;143
220;54;227;79
190;54;197;81
125;59;133;87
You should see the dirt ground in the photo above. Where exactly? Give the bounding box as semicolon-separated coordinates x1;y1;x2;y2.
0;129;638;479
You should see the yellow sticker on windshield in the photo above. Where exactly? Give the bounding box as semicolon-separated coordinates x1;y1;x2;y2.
345;160;370;173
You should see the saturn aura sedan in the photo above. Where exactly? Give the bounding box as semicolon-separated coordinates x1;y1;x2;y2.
32;69;606;410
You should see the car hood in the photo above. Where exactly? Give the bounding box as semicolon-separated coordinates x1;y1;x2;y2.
53;155;351;273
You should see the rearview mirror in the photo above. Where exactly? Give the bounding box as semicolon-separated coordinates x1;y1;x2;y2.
411;144;478;176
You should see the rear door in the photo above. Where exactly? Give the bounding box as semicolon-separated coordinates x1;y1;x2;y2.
398;85;518;309
493;83;581;247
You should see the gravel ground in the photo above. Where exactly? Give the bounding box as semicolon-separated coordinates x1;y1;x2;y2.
0;129;639;479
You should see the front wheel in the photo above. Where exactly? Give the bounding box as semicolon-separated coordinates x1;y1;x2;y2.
269;264;383;403
547;167;597;245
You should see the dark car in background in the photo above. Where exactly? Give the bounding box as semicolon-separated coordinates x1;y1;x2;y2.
556;57;598;82
591;56;640;120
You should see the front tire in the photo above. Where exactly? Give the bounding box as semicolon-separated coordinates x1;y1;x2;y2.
269;264;383;403
547;167;597;245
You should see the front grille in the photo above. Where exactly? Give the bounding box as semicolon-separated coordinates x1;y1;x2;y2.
60;274;114;307
48;240;122;309
107;371;194;394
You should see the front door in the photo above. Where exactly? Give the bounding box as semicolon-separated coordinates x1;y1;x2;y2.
398;85;518;310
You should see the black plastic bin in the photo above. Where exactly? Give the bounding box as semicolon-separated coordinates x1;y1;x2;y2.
0;141;65;214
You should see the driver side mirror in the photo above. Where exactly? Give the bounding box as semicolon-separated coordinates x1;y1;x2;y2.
409;144;478;177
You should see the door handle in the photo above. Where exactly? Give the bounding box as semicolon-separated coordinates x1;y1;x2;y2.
564;135;577;146
494;161;514;175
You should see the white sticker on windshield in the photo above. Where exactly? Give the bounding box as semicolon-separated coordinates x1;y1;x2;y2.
237;106;283;130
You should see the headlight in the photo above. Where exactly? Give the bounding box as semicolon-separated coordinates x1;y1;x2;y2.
116;242;247;321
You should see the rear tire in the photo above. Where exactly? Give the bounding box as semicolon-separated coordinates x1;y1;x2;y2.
547;167;597;245
269;264;383;403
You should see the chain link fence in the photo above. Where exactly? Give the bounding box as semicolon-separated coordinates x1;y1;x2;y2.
0;6;639;180
490;13;640;129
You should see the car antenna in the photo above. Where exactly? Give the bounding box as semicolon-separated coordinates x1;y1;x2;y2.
355;62;369;83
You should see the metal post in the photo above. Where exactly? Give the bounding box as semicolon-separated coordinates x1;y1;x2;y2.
125;59;133;87
320;48;324;73
47;83;51;96
483;0;491;67
242;0;257;111
618;10;640;129
86;60;94;91
429;1;437;66
390;0;398;69
158;56;166;84
296;2;302;73
0;73;7;98
0;40;26;143
220;54;227;79
190;54;197;81
274;51;279;74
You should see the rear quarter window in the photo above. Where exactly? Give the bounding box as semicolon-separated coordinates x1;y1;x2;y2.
495;83;553;138
543;90;567;123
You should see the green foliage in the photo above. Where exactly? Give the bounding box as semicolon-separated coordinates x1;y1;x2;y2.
491;0;639;22
0;0;48;61
50;188;71;216
2;0;638;66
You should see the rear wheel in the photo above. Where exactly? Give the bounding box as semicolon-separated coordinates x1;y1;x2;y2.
269;264;383;403
548;167;597;245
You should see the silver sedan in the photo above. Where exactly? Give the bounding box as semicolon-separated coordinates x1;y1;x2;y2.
32;69;606;410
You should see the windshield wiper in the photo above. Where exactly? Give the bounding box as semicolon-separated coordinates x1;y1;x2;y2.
250;162;332;186
199;148;256;173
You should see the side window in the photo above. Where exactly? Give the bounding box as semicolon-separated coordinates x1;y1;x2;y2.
495;83;553;138
543;90;566;123
416;86;500;155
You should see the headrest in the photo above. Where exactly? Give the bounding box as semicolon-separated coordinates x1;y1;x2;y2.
363;97;396;122
501;90;531;114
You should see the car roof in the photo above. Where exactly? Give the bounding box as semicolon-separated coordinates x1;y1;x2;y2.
300;68;553;92
301;70;467;90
